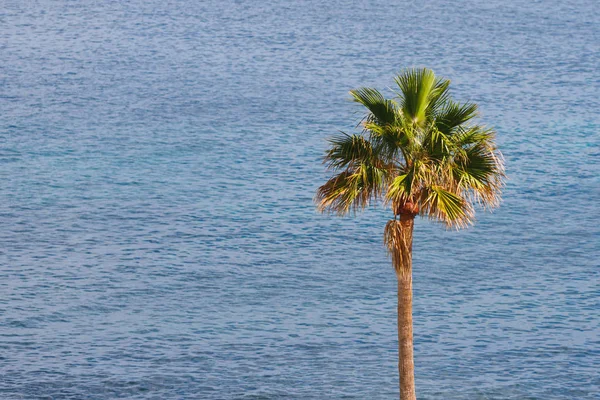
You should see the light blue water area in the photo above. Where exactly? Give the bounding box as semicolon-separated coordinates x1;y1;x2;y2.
1;0;599;398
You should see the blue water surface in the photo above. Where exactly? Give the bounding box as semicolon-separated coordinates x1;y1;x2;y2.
1;0;599;399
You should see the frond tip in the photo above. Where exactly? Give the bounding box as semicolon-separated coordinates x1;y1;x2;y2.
350;87;397;125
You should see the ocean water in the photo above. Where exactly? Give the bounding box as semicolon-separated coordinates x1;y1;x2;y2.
1;0;599;398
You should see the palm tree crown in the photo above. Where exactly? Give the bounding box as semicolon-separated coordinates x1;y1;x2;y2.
316;68;505;228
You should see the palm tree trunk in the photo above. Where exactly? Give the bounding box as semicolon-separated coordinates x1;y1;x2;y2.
386;215;416;400
398;266;415;399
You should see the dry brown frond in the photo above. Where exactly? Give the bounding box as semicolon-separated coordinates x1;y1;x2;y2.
384;219;414;277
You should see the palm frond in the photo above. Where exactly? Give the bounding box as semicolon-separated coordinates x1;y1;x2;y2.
316;162;390;215
386;173;412;204
423;125;452;160
365;122;410;165
420;186;473;228
316;171;357;215
350;87;398;126
324;133;376;170
451;126;495;149
427;77;451;116
435;101;479;135
394;68;437;126
454;144;504;207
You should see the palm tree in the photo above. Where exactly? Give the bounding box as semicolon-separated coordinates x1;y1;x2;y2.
315;68;505;400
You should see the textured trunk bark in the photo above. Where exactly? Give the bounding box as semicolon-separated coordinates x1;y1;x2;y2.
398;271;415;399
396;215;415;400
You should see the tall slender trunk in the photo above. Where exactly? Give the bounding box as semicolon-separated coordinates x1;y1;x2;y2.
397;263;415;400
385;215;416;400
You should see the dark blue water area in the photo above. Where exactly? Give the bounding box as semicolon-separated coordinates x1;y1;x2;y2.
1;0;599;398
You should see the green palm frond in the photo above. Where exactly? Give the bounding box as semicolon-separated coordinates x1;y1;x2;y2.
350;87;398;126
435;101;479;135
316;162;390;215
454;144;504;207
426;77;452;117
315;171;358;214
420;186;473;228
394;68;437;126
452;126;495;149
318;133;393;214
325;133;377;170
423;125;452;160
386;173;412;204
365;122;413;165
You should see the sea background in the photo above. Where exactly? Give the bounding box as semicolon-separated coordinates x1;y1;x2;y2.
1;0;599;399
